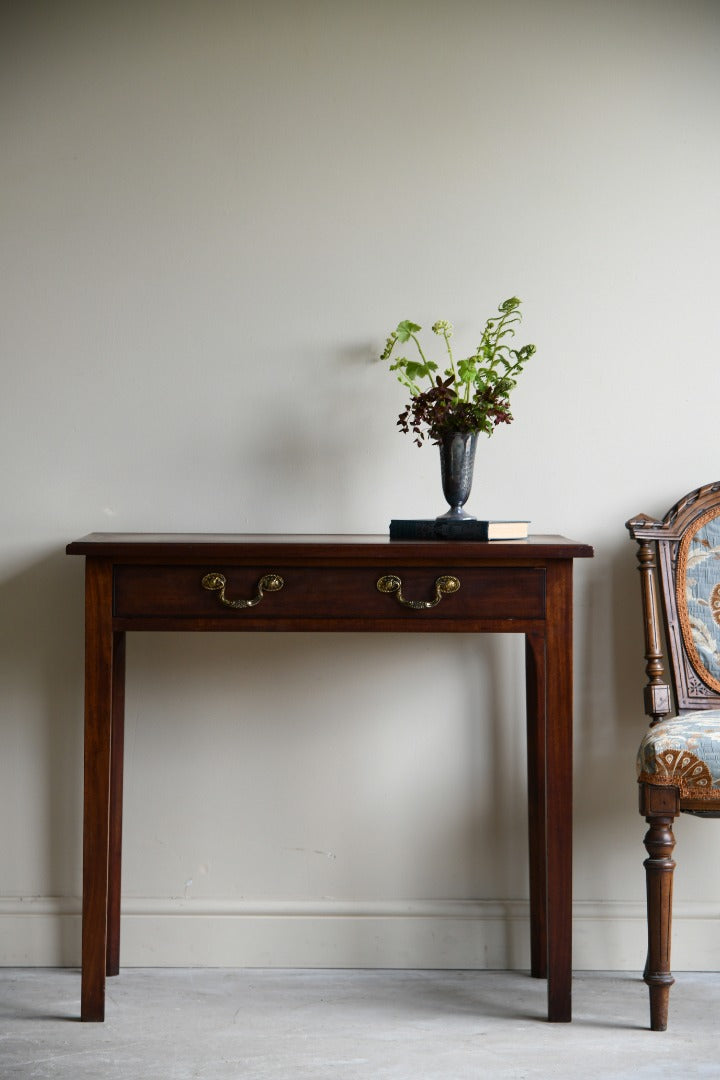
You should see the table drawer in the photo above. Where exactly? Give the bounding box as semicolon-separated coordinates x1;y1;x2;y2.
114;564;546;621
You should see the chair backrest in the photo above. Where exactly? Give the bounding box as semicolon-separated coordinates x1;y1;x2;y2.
627;481;720;723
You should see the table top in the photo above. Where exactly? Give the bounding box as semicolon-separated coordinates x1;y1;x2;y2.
66;533;594;561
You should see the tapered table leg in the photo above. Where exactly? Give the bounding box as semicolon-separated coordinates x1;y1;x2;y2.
81;559;114;1022
525;632;547;980
545;562;574;1022
106;631;126;977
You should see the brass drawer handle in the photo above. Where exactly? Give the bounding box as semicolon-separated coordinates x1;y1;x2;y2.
376;573;460;610
201;571;284;609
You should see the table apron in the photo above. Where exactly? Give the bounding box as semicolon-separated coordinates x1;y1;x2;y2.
111;616;549;633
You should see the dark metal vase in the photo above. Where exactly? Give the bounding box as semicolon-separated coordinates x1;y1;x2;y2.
437;431;478;521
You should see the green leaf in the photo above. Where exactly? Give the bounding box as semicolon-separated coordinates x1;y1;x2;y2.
395;320;422;342
404;360;437;380
457;358;478;383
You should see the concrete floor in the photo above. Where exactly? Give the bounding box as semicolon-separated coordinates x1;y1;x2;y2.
1;969;717;1079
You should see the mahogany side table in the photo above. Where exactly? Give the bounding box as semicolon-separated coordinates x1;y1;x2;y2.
66;533;593;1022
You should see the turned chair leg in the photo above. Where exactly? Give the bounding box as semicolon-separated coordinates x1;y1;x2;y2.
642;809;677;1031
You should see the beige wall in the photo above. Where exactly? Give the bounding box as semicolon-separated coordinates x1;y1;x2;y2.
2;0;720;970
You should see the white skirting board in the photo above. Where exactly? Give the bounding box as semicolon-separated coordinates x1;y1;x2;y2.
2;898;720;971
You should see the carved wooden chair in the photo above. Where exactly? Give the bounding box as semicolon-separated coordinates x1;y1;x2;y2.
627;481;720;1030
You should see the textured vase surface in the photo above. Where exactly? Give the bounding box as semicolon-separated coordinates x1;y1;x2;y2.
437;431;478;521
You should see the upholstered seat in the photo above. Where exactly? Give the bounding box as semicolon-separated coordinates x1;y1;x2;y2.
627;481;720;1030
637;711;720;799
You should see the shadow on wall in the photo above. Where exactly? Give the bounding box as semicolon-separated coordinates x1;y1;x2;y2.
0;550;85;959
119;628;530;895
456;634;529;901
231;351;385;533
571;530;651;940
573;528;649;767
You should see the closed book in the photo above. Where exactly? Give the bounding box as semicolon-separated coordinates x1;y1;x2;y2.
389;519;530;541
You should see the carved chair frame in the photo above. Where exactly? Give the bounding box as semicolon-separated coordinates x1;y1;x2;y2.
627;479;720;1030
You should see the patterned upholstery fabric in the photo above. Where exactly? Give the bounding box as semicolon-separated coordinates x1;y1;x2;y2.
637;711;720;799
678;511;720;692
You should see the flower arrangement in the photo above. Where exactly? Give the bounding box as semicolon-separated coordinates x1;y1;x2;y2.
380;297;536;446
